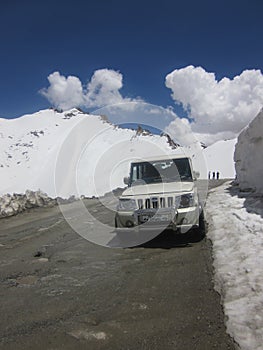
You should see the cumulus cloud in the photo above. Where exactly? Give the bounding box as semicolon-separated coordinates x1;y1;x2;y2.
165;66;263;143
165;114;238;146
164;117;199;146
193;130;238;146
85;69;131;107
41;65;263;146
40;69;136;110
40;72;84;110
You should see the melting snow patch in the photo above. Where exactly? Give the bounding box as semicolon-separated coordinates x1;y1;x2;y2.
35;258;49;263
69;330;107;341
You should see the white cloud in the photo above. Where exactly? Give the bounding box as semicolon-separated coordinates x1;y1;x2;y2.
40;65;263;146
164;117;198;146
193;130;237;146
166;114;238;146
40;69;137;110
40;72;84;110
85;69;131;107
165;66;263;143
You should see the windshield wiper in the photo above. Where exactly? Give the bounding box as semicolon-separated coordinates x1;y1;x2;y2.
180;175;192;181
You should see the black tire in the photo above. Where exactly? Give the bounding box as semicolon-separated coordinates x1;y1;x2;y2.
198;210;206;239
190;210;206;242
115;215;123;229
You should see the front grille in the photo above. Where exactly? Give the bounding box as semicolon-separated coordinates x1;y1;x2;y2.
138;199;143;209
160;197;165;208
137;196;174;209
168;197;173;207
152;197;158;209
145;198;151;209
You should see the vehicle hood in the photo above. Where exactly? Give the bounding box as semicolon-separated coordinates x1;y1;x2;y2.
122;181;194;197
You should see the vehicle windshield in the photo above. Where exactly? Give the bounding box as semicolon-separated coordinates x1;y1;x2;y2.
130;158;193;185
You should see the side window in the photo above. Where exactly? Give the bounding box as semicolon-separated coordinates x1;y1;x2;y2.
132;165;138;181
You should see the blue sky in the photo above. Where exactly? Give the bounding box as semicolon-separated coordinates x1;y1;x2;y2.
0;0;263;121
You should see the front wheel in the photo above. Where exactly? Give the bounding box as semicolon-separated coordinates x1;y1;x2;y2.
190;210;206;242
115;215;124;229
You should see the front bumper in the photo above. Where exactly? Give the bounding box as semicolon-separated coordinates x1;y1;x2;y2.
115;206;199;232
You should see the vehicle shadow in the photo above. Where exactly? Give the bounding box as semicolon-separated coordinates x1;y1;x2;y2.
107;228;205;249
226;182;263;219
138;228;206;249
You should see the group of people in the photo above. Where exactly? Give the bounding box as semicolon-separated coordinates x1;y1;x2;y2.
208;171;220;180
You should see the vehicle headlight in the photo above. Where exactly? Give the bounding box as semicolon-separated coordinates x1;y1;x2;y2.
117;198;137;211
179;193;195;208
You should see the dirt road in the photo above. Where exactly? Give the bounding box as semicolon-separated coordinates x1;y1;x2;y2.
0;182;237;349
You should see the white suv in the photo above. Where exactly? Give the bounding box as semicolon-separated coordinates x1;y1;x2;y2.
115;155;204;236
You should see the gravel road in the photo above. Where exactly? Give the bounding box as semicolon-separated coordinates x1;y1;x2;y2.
0;181;237;350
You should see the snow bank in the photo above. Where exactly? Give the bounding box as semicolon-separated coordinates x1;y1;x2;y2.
0;191;57;218
235;109;263;193
203;138;237;179
206;182;263;350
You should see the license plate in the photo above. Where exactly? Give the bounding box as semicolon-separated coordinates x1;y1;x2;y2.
152;214;170;222
140;214;170;222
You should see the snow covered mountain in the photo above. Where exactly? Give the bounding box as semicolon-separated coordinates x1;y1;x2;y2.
0;108;236;198
0;109;184;197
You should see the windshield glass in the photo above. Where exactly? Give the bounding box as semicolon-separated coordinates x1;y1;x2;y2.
130;158;193;185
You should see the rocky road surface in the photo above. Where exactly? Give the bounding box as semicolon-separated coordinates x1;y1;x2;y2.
0;180;237;349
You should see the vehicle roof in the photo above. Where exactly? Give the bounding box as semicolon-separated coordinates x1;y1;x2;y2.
131;153;190;163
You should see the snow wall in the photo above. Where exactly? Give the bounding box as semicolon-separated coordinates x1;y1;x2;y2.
234;108;263;194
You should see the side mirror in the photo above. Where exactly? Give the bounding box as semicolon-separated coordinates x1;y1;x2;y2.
123;176;130;185
193;171;200;180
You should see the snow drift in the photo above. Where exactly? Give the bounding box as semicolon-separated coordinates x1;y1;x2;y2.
0;191;57;218
234;109;263;194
